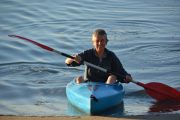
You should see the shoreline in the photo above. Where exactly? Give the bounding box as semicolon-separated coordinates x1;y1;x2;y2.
1;114;180;120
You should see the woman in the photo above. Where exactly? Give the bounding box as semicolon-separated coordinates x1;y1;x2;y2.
65;29;132;84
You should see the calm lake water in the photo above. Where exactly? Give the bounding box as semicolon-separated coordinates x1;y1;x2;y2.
0;0;180;117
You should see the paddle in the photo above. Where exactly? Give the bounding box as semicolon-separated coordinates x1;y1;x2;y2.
131;80;180;102
8;35;74;59
8;35;180;102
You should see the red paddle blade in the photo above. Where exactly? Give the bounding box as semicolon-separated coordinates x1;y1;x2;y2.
137;82;180;102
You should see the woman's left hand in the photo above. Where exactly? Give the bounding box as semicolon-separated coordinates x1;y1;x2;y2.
124;75;133;83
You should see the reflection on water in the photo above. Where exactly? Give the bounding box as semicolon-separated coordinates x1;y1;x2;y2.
149;101;180;113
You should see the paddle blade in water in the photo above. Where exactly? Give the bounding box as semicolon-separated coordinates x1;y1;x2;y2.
137;82;180;102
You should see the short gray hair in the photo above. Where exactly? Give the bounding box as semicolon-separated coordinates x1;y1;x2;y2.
92;29;109;42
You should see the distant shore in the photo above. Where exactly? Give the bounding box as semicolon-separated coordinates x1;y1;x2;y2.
1;114;180;120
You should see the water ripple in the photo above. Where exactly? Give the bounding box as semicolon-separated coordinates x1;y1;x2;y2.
0;0;180;116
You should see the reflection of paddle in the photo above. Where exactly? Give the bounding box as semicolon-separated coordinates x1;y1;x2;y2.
149;101;180;112
8;35;180;102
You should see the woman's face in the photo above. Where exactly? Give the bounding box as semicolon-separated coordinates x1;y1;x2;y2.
92;35;107;53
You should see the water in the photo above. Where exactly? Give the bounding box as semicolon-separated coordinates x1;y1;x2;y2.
0;0;180;116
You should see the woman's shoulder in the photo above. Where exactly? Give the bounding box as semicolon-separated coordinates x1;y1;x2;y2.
78;48;95;61
105;48;116;57
78;48;95;57
106;48;121;63
83;48;95;54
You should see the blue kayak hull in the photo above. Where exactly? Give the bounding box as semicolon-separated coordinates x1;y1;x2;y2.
66;80;125;115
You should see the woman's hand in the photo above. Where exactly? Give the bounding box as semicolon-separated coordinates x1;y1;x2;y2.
65;57;74;64
65;54;81;64
124;75;133;83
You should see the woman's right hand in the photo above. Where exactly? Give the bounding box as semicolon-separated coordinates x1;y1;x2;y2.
65;57;74;64
65;54;81;64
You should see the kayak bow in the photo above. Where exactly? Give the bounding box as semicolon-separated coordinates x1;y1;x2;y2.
66;80;125;115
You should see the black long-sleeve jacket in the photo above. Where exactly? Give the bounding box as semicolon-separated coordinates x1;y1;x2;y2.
66;48;130;83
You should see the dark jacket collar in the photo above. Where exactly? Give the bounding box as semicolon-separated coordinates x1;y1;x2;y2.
93;48;109;58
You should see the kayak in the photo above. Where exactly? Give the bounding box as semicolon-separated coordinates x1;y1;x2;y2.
66;80;125;115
